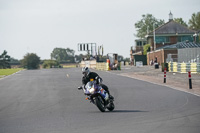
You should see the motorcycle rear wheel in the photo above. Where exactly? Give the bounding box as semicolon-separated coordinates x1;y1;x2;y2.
107;102;115;111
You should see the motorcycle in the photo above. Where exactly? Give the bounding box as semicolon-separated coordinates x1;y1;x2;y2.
81;80;115;112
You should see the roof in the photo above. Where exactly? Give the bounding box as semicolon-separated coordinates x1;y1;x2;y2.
148;20;196;35
157;42;200;50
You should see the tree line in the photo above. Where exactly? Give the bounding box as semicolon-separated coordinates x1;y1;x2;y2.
0;47;128;69
0;48;85;69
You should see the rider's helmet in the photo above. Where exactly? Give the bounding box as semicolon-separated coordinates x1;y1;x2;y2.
82;67;90;76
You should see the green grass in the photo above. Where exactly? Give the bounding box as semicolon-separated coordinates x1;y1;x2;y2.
0;68;23;77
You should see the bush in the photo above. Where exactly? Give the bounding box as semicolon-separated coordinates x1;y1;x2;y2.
42;60;60;68
21;53;40;69
161;63;168;72
143;44;151;55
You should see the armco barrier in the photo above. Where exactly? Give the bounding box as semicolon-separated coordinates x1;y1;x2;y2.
197;63;200;72
186;63;191;73
177;63;181;73
168;62;200;73
168;62;172;72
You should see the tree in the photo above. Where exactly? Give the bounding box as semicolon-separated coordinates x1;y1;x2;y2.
21;53;40;69
174;18;188;27
188;12;200;30
143;44;151;55
75;54;84;63
0;50;11;69
51;48;75;63
9;58;20;64
135;14;165;38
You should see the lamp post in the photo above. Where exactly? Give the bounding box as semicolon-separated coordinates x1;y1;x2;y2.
153;23;156;51
193;33;197;43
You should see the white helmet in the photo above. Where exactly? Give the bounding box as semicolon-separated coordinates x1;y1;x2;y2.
82;67;90;76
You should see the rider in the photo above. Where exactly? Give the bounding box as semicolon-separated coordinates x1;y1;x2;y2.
78;67;113;99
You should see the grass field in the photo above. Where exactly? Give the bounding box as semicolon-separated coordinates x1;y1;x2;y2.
0;68;23;78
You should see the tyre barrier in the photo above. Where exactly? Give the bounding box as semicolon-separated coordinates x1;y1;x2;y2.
168;62;200;73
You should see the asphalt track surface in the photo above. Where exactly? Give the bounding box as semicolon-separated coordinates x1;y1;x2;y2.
0;68;200;133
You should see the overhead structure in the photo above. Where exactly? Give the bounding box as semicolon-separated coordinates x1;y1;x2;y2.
78;43;97;56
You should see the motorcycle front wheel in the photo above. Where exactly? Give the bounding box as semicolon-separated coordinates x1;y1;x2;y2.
95;96;105;112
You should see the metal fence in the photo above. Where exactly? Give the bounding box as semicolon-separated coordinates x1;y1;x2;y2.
178;48;200;63
166;48;200;63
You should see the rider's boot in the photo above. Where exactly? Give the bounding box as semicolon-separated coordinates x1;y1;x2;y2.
109;95;114;100
78;86;83;90
106;89;114;100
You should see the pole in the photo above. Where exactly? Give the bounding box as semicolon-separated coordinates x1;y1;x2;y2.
164;67;166;83
188;71;192;89
153;23;156;51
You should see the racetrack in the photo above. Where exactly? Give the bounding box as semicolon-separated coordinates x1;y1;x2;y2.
0;68;200;133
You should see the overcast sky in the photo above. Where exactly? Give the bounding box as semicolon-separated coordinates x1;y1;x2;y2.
0;0;200;60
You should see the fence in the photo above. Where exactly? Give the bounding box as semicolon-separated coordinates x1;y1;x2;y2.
178;48;200;63
168;62;200;73
166;48;200;64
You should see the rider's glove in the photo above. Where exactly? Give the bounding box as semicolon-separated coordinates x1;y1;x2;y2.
95;76;102;85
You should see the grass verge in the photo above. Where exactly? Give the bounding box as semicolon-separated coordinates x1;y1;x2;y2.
0;68;23;78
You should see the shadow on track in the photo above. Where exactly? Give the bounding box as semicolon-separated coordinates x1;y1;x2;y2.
106;110;148;113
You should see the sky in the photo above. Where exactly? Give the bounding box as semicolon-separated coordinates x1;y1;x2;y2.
0;0;200;60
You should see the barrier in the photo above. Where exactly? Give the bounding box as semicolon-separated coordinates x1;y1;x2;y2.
96;63;108;71
167;62;200;73
168;62;172;72
79;60;97;69
177;63;181;73
180;63;187;73
190;63;197;74
197;63;200;72
107;59;111;70
173;62;178;72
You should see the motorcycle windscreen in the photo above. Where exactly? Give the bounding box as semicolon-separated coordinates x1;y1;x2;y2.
85;81;95;94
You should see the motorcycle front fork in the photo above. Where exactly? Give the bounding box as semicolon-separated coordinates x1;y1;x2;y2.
85;96;111;105
85;96;95;104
